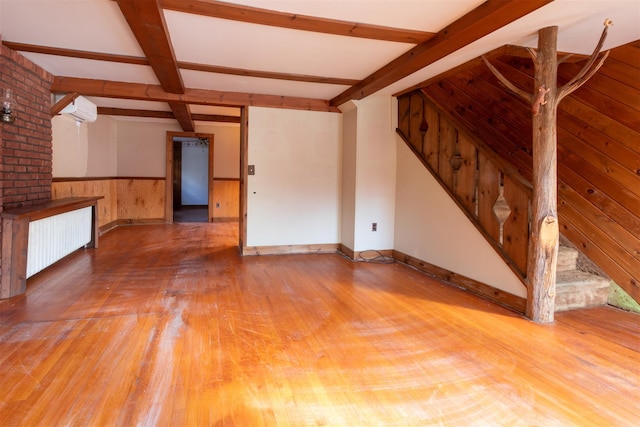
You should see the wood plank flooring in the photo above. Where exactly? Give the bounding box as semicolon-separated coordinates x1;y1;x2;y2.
0;223;638;426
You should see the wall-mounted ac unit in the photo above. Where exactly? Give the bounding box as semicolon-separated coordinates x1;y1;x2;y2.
59;95;97;123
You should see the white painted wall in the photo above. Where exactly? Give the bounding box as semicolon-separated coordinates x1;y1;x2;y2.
196;124;240;178
351;96;396;252
52;115;90;177
394;139;527;298
340;108;357;251
87;115;118;177
52;114;119;178
52;117;240;180
116;120;180;177
246;107;342;247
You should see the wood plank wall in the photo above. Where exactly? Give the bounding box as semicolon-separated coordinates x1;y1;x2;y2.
52;179;118;228
116;179;165;222
420;40;640;302
212;179;240;221
53;178;240;229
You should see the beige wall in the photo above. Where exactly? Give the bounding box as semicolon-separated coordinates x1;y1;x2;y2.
87;115;118;177
352;96;397;252
247;107;342;247
196;123;241;179
52;115;118;178
52;117;241;179
340;107;357;251
115;120;240;178
116;120;181;177
51;115;91;177
339;96;397;252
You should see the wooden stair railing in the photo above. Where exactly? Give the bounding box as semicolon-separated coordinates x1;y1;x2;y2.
396;90;532;286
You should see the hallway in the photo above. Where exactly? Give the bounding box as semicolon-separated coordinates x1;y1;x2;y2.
173;206;209;223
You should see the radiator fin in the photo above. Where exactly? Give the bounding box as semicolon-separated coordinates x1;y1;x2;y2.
26;207;92;278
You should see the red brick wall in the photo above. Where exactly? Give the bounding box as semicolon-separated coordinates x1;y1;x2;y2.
1;44;54;211
1;43;54;285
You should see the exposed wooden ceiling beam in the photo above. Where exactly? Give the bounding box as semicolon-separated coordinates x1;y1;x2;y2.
190;113;240;123
169;102;195;132
2;41;150;66
330;0;554;107
160;0;435;44
2;41;356;86
97;107;241;123
191;113;240;123
98;107;175;119
51;92;79;117
52;76;339;112
116;0;184;94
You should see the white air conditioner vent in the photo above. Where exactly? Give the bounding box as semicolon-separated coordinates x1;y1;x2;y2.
58;95;97;123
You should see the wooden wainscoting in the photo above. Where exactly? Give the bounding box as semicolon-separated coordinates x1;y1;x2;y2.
212;178;240;221
52;178;118;228
116;178;165;222
53;177;165;231
54;177;239;229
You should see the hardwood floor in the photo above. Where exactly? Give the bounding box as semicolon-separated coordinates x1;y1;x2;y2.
0;223;638;426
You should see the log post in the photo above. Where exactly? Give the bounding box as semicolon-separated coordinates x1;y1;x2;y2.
526;26;559;323
483;21;611;323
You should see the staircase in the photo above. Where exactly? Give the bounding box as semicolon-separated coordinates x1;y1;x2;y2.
396;90;616;316
555;244;610;312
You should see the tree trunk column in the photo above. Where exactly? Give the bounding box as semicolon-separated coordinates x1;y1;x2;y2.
526;26;560;323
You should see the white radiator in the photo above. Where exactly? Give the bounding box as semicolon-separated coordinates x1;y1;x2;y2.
26;206;92;278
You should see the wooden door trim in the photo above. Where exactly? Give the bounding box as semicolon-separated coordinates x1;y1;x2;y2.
239;107;248;252
208;135;215;222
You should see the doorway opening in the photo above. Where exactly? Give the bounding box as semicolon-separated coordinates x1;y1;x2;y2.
166;132;215;223
165;109;245;251
173;136;210;222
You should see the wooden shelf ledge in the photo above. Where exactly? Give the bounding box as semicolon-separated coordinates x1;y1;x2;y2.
1;196;103;221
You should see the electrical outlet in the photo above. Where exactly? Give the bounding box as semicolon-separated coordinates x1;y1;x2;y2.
248;165;255;175
372;222;377;232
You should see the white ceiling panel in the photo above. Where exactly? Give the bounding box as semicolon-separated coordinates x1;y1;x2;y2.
166;11;412;79
182;69;348;99
542;0;640;54
1;0;142;56
226;0;485;31
20;53;160;86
